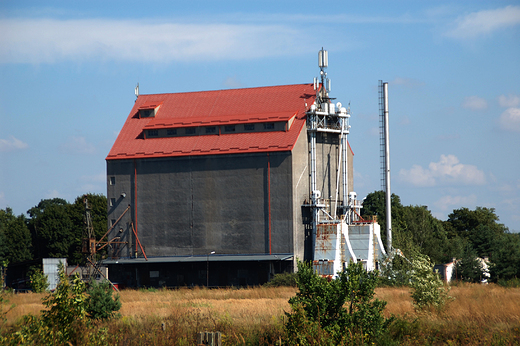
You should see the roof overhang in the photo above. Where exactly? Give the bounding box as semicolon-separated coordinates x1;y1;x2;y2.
102;254;294;265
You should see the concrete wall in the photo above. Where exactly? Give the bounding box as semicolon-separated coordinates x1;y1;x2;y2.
107;151;296;258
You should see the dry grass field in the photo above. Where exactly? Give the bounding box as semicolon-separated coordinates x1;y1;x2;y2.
2;284;520;345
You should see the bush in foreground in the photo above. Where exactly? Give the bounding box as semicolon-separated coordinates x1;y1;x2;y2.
284;261;393;345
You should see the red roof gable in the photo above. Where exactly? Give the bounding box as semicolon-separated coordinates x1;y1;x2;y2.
107;84;317;160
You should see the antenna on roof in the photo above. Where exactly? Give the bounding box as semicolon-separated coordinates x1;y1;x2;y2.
315;48;331;111
134;83;139;100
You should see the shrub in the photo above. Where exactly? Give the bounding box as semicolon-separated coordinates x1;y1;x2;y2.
29;268;49;293
263;272;297;287
87;280;121;320
4;264;111;345
497;277;520;288
284;260;393;345
410;253;452;311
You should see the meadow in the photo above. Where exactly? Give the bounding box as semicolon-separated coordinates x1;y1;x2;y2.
2;284;520;345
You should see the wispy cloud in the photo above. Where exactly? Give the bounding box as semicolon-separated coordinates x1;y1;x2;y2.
434;194;478;211
462;96;487;110
499;107;520;133
399;154;486;187
60;136;96;155
444;5;520;39
498;94;520;108
0;135;29;152
223;76;243;89
0;18;311;64
391;77;425;88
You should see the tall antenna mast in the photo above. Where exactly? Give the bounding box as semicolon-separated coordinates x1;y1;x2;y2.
379;81;392;252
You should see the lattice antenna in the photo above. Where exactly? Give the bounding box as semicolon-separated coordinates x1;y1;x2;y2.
379;81;386;191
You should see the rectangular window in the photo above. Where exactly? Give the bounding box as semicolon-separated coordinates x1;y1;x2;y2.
111;219;116;226
167;129;177;136
244;124;255;131
147;129;159;137
110;198;116;207
110;177;115;185
185;128;196;135
224;125;235;132
264;123;275;130
205;126;216;134
139;109;155;118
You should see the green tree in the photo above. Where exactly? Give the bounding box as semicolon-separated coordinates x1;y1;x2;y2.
456;243;484;283
27;199;75;259
0;208;32;264
410;253;451;311
489;232;520;282
86;280;121;320
444;207;507;255
68;194;108;264
29;267;49;293
361;190;404;252
285;261;392;345
400;206;458;264
7;264;110;345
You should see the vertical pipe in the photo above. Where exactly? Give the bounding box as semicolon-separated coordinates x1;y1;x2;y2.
341;117;348;220
134;159;138;255
383;82;392;252
268;153;272;255
309;112;317;259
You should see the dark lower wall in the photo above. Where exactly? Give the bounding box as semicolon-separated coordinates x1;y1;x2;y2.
107;260;293;288
107;152;295;258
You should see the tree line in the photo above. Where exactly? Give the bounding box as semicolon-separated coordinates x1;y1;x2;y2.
0;194;108;268
1;191;519;284
362;191;520;283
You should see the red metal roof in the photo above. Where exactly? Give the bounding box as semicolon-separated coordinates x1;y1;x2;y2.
107;84;317;160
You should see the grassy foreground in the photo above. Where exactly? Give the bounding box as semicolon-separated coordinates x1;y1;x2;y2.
2;284;520;345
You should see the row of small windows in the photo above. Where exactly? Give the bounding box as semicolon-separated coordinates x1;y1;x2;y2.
146;122;282;139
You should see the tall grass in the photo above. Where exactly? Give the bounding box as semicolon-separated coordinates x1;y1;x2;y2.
2;284;520;345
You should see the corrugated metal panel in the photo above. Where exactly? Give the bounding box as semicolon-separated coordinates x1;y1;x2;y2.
43;258;67;291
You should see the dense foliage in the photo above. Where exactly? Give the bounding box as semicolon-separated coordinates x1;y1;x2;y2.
0;193;107;268
2;265;119;345
362;190;520;283
86;280;121;320
285;260;393;345
409;254;451;311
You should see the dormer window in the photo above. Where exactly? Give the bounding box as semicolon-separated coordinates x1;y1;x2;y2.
140;109;155;118
138;102;162;118
147;130;159;137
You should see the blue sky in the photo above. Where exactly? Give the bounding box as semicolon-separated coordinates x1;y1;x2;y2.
1;1;519;232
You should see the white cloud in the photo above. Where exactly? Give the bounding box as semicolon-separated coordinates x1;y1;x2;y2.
60;136;96;155
445;5;520;39
0;135;29;152
223;76;243;89
0;18;311;64
498;94;520;108
399;154;486;187
499;107;520;132
462;96;487;110
434;194;478;211
391;77;424;87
